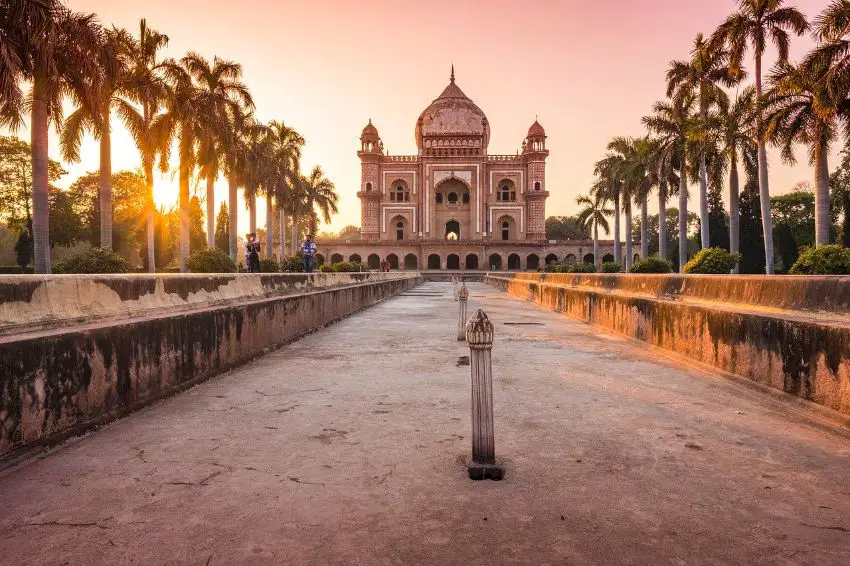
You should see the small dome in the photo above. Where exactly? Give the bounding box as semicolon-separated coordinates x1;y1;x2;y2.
528;120;545;137
361;119;379;139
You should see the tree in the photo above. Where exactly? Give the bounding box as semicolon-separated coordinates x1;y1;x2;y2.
0;0;102;272
0;136;65;232
763;61;836;247
67;170;147;253
214;202;230;252
296;166;338;249
667;33;740;248
576;193;612;267
771;188;820;271
185;53;253;249
60;26;133;251
632;207;700;270
545;216;590;240
120;18;170;272
739;189;767;273
266;120;304;258
14;225;32;270
711;0;810;274
188;195;206;252
705;185;731;250
830;148;850;247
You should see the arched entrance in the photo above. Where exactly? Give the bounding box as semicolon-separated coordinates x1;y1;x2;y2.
349;254;361;264
331;253;343;264
488;254;502;270
527;254;539;270
387;254;399;270
427;254;440;270
465;254;479;270
404;253;418;270
602;253;615;263
565;253;577;264
315;254;325;266
445;220;460;240
367;254;380;269
508;254;521;270
545;253;558;265
447;254;460;270
583;253;594;264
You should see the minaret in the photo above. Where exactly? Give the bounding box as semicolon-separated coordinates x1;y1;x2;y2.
523;119;549;240
358;120;383;240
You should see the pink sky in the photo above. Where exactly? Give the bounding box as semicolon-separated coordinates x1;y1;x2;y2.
19;0;838;239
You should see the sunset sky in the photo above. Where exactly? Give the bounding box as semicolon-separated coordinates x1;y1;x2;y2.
8;0;837;239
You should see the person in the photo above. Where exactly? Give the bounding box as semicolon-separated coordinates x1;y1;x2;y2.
301;234;317;273
245;233;261;273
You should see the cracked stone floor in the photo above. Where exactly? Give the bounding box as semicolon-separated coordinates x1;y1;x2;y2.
2;282;850;565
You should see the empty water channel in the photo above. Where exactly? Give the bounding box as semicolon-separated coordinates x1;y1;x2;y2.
1;282;850;564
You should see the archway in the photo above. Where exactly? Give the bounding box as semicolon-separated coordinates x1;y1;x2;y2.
391;215;408;241
527;254;539;270
349;254;361;264
427;254;440;270
315;254;325;266
565;253;577;264
545;253;558;265
331;253;343;264
583;253;594;264
602;253;614;263
508;254;521;270
445;220;460;240
633;253;641;263
387;254;399;270
404;253;418;270
367;254;380;269
497;215;516;241
489;254;502;270
447;254;460;270
465;254;479;270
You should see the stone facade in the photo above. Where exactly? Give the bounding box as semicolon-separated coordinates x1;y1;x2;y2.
342;69;595;270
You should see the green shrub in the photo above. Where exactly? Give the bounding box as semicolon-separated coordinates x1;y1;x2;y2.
54;247;131;274
318;264;335;273
601;262;622;273
630;256;673;274
332;261;354;273
789;244;850;274
544;262;559;273
259;258;280;273
350;262;367;272
683;247;742;274
569;262;598;273
280;253;305;273
185;249;237;273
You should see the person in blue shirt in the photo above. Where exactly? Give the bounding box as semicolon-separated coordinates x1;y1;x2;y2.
301;234;317;273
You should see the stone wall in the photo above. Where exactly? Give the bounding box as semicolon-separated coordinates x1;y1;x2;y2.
487;272;850;418
0;273;420;457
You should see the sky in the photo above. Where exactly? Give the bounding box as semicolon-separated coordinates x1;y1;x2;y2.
6;0;838;240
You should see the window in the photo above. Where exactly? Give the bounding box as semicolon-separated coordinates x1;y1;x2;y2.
396;221;404;241
534;181;541;191
501;221;510;241
365;182;372;192
462;192;470;204
447;192;458;204
391;183;409;202
436;193;443;204
498;184;516;202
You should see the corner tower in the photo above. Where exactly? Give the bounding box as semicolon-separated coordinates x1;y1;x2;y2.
358;120;383;239
523;119;549;240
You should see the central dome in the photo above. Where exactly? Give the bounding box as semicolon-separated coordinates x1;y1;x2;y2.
415;69;489;150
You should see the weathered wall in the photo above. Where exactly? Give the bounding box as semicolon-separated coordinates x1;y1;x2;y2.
487;273;850;417
0;273;420;456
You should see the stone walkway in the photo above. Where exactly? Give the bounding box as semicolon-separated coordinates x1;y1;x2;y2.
2;282;850;565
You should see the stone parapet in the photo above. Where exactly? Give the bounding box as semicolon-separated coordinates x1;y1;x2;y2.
486;272;850;418
0;273;421;457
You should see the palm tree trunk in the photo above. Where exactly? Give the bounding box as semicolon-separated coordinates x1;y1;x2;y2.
815;148;831;247
145;159;156;272
658;182;667;261
593;219;600;267
228;177;238;262
624;201;633;271
679;162;688;272
291;216;298;254
265;194;274;259
755;53;775;274
99;108;113;250
640;197;649;261
249;192;257;234
729;155;740;273
30;78;51;274
613;193;621;265
699;154;709;249
178;135;190;273
278;208;286;259
206;175;215;249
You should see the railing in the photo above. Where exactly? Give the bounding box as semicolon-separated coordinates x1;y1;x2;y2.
487;155;521;162
385;155;418;162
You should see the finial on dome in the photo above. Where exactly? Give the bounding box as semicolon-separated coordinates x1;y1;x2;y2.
450;64;455;83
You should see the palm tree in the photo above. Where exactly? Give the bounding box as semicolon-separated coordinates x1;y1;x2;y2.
159;59;203;272
576;193;612;266
184;53;253;249
709;87;757;269
297;166;338;248
763;62;836;246
267;120;304;259
60;26;131;251
593;156;622;264
118;18;170;272
643;93;696;271
711;0;809;273
0;1;102;273
667;33;740;249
